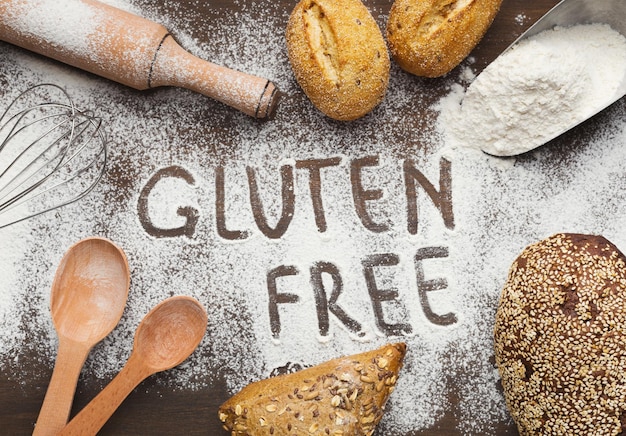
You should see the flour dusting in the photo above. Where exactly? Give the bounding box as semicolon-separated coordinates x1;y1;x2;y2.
1;1;626;435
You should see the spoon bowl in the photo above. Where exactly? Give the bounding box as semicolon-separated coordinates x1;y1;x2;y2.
134;296;209;370
50;238;130;344
59;295;208;436
34;237;130;436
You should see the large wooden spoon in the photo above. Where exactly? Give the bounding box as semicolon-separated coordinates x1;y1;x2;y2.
59;295;208;436
33;237;130;436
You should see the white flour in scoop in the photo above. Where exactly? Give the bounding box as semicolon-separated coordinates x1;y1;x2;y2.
1;1;626;435
442;23;626;156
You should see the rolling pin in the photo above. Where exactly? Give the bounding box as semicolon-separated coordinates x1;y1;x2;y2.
0;0;279;118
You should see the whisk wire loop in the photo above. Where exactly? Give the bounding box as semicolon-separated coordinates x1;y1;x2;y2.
0;84;108;228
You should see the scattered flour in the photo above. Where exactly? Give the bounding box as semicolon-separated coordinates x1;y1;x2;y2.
0;1;626;435
442;24;626;156
515;13;528;26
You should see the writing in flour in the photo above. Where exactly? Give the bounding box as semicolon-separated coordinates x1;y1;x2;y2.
137;156;457;340
267;246;456;340
8;1;626;434
138;156;454;239
447;23;626;156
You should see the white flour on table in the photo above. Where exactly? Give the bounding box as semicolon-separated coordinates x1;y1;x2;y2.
0;1;626;435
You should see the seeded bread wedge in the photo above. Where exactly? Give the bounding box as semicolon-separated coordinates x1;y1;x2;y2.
218;342;406;435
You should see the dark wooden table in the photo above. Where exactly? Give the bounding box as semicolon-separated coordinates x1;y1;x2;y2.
0;0;569;434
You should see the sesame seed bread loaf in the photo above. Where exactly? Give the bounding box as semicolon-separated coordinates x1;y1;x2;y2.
218;342;406;435
494;233;626;435
386;0;503;77
285;0;390;121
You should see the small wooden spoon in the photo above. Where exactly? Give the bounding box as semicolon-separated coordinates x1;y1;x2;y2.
33;237;130;436
59;295;208;436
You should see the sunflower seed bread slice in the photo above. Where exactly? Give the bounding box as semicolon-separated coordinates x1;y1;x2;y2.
218;342;406;435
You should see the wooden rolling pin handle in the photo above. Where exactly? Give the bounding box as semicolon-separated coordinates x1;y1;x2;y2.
0;0;280;119
150;35;280;119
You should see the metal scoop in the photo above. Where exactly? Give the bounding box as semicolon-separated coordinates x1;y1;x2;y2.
505;0;626;48
474;0;626;156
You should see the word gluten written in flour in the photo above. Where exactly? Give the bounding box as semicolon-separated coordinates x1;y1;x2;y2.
138;156;454;238
137;155;457;338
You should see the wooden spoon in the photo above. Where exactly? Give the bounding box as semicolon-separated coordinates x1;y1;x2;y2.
33;237;130;436
59;295;208;436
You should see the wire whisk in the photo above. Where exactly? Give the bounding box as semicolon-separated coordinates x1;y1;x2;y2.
0;84;108;229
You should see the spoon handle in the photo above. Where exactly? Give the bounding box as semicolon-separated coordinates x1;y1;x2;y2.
33;338;90;436
58;353;152;436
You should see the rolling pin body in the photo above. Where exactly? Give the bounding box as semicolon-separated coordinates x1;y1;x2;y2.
0;0;278;118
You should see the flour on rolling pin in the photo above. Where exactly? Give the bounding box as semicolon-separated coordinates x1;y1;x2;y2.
0;0;279;118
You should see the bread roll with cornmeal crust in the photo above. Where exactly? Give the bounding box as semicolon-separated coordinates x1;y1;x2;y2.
387;0;503;77
285;0;390;121
494;233;626;435
218;342;406;435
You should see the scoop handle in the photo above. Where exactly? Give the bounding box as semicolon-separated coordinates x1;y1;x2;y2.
32;338;90;436
0;0;279;118
58;353;152;436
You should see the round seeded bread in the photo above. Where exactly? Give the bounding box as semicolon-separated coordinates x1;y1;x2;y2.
494;233;626;435
285;0;390;121
218;342;406;435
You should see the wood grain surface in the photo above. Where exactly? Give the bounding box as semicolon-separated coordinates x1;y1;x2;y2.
0;0;566;434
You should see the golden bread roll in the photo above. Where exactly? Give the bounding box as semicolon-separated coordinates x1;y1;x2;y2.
387;0;503;77
285;0;390;121
218;342;406;435
494;233;626;435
